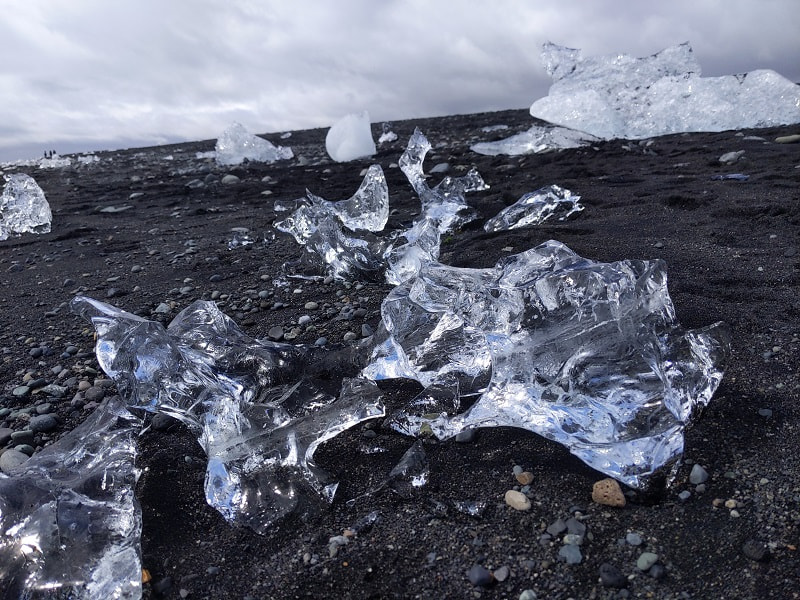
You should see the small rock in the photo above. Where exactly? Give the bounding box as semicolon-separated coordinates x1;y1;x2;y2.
493;565;510;582
558;544;582;564
0;428;12;447
719;150;744;164
504;490;531;511
648;563;666;579
519;591;537;600
742;539;770;562
599;562;627;588
84;386;106;402
546;519;566;536
636;552;659;571
221;174;240;185
689;464;709;484
454;429;476;443
343;331;358;342
11;386;30;398
592;478;626;507
678;490;691;502
515;471;534;485
775;134;800;144
267;326;284;341
0;449;30;472
304;301;319;310
625;532;643;546
467;564;493;587
29;414;58;433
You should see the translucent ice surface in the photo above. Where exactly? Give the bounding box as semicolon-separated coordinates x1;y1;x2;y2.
326;111;377;162
71;296;384;533
0;396;142;599
215;122;293;166
471;124;598;156
483;185;584;232
530;42;800;140
363;241;728;489
0;173;52;240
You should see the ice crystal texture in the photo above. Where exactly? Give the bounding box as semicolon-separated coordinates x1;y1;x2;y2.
215;122;293;166
530;42;800;140
71;296;384;534
0;397;142;599
325;111;377;162
363;240;728;488
484;185;584;232
0;173;52;240
471;124;598;156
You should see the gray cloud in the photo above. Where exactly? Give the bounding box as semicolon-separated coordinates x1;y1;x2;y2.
1;0;797;161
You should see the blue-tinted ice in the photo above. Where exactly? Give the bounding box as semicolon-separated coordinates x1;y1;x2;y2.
0;396;141;599
363;240;728;488
71;296;384;534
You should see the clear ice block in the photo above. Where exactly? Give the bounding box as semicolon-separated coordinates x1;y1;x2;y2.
0;174;52;240
215;122;293;166
483;185;584;232
530;42;800;140
471;124;598;156
362;241;728;489
0;396;142;599
71;296;385;533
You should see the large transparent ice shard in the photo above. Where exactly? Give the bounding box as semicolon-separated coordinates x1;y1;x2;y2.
71;296;384;532
483;185;584;232
0;396;142;599
0;174;52;240
530;42;800;139
215;122;293;166
400;128;489;232
327;164;389;232
471;124;599;156
362;241;728;489
384;218;441;286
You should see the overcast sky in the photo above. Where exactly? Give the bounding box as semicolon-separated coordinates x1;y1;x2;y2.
1;0;798;161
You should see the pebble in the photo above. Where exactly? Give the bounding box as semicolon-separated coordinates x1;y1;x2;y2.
519;591;537;600
84;386;106;402
625;532;643;546
515;471;534;485
547;519;567;536
267;326;284;341
719;150;744;164
678;490;691;502
689;464;709;484
430;162;450;174
298;315;312;326
11;430;34;445
15;444;34;456
504;490;531;511
493;565;510;582
314;337;327;346
454;429;476;443
343;331;358;342
558;544;582;564
775;134;800;144
592;478;626;507
636;552;659;571
221;174;240;184
29;414;58;433
648;563;666;579
304;301;319;310
0;449;30;472
361;323;374;337
599;562;627;588
0;428;12;446
12;386;30;398
741;539;770;562
466;564;493;587
757;408;773;418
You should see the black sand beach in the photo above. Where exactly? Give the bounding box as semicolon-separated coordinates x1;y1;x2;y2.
0;109;798;599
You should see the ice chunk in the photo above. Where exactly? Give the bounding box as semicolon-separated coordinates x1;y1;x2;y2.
71;296;384;533
531;42;800;140
471;124;599;156
483;185;584;232
362;241;728;489
0;396;142;599
385;218;441;286
38;153;72;169
0;173;52;240
215;122;293;166
325;111;377;162
378;122;398;144
400;128;489;232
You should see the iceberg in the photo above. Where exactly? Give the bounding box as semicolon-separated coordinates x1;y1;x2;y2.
362;240;728;489
325;111;377;162
0;396;142;599
471;124;598;156
530;42;800;140
71;296;384;534
215;122;293;166
483;185;584;232
0;173;52;240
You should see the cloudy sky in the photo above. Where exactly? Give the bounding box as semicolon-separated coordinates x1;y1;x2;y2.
1;0;797;161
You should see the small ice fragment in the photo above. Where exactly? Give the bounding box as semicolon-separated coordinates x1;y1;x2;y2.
379;122;398;144
452;499;488;517
711;173;749;181
472;124;598;156
38;153;71;169
362;240;729;489
325;111;377;162
530;42;800;140
0;174;52;240
481;124;509;132
71;296;385;533
389;440;429;491
228;228;255;249
77;154;100;165
719;150;745;164
0;396;142;599
483;185;584;232
215;122;293;166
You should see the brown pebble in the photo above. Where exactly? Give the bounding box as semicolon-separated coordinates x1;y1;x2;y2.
592;478;626;507
515;471;534;485
504;489;531;511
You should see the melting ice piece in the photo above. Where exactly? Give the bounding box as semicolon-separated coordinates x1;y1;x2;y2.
362;240;728;489
388;440;429;492
471;124;599;156
323;164;389;232
530;42;800;140
71;296;385;533
0;173;52;240
483;185;584;232
38;153;72;169
215;122;293;166
400;128;489;232
326;111;377;162
0;396;142;599
384;218;441;286
378;122;398;144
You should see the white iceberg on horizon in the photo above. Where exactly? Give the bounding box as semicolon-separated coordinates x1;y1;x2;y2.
325;111;376;162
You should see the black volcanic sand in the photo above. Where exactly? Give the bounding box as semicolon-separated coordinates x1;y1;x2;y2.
1;110;798;599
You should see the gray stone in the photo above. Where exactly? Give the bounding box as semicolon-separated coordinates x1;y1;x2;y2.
599;563;627;588
689;464;709;484
84;386;106;402
742;539;770;562
267;326;284;341
0;449;30;472
493;565;510;582
558;544;582;564
466;564;493;586
35;403;53;415
40;384;67;398
11;386;30;398
636;552;659;571
221;174;240;185
10;430;34;445
547;519;567;536
519;591;537;600
0;428;13;447
29;414;58;433
625;532;643;546
14;444;34;456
